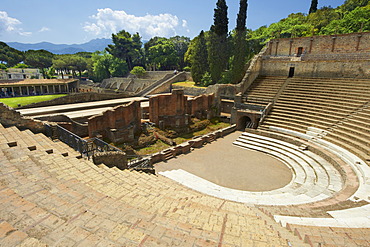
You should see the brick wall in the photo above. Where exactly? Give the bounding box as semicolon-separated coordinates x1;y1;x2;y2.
187;94;215;119
149;89;190;128
262;32;370;79
268;32;370;56
88;101;141;142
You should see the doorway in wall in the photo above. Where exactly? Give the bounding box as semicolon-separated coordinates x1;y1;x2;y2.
297;47;303;57
238;116;252;130
288;67;295;77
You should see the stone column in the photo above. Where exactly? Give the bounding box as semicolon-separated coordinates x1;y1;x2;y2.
19;87;22;96
26;86;30;95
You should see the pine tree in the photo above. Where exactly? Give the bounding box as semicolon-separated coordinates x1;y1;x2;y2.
231;0;248;84
191;31;209;85
208;0;229;84
309;0;318;14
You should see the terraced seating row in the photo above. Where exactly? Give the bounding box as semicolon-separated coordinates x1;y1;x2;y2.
0;124;303;246
242;76;287;105
256;126;370;246
262;77;370;135
231;128;370;246
232;132;343;205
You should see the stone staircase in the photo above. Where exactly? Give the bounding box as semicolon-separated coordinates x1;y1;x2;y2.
0;123;305;246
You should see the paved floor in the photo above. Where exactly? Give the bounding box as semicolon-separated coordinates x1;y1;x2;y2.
155;131;293;191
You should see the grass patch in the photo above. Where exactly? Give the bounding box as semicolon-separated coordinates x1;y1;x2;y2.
174;120;230;144
0;94;67;108
135;118;230;155
173;81;206;88
135;140;171;156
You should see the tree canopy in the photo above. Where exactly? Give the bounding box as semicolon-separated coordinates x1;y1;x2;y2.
106;30;143;71
208;0;229;84
0;42;24;67
24;50;54;78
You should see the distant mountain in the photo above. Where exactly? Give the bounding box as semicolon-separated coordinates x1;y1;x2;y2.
7;38;112;54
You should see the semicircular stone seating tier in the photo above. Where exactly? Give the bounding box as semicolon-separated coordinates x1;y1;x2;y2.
0;123;304;246
160;132;344;206
264;126;370;229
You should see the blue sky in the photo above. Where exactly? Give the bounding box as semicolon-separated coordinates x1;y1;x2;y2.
0;0;345;44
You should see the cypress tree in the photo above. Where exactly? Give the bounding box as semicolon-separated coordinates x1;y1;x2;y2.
191;31;209;85
309;0;318;14
208;0;229;84
231;0;248;84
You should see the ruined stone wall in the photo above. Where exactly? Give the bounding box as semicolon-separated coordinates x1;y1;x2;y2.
263;32;370;79
172;85;207;96
88;101;141;142
149;89;190;128
261;60;370;78
268;32;370;56
187;94;215;119
0;103;45;133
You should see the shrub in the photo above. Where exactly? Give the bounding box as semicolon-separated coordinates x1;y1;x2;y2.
130;66;146;78
200;72;212;87
183;66;191;72
189;119;210;132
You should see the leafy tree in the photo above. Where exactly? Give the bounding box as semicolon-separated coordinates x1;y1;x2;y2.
308;6;340;34
341;0;369;12
91;52;128;82
0;42;24;67
13;63;29;68
106;30;142;71
200;72;212;87
24;50;54;78
191;31;209;84
208;0;229;83
231;0;248;84
146;38;178;70
321;4;370;34
52;55;69;79
309;0;318;14
169;36;191;70
52;54;87;78
130;66;146;78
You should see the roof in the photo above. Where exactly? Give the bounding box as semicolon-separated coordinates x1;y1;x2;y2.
0;79;78;87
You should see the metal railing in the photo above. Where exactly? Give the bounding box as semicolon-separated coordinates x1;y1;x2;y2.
56;125;90;156
44;123;153;170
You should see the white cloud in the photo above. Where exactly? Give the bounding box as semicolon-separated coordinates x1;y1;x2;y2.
84;8;189;39
38;27;50;33
0;11;32;36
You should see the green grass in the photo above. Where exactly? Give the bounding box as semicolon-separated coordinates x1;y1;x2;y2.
174;121;230;144
172;81;206;88
135;140;171;156
0;94;67;108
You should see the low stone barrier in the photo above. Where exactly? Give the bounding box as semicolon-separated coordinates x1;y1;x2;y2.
92;151;128;170
149;124;236;165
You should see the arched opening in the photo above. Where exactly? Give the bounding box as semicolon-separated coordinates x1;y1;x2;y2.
238;116;252;130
